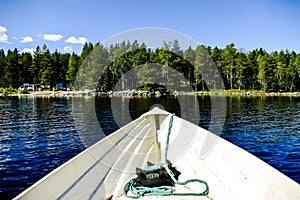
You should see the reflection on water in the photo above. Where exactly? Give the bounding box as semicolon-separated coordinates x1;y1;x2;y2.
0;95;299;198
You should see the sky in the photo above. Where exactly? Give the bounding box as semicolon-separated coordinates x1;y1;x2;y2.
1;0;300;54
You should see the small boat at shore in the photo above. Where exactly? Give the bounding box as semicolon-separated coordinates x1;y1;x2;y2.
14;107;300;200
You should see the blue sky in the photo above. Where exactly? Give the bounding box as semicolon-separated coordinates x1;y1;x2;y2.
1;0;300;54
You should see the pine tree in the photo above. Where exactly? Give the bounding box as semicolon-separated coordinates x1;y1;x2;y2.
40;45;55;87
19;52;33;84
257;53;276;91
75;43;110;90
4;48;20;88
184;46;196;85
286;51;297;91
30;46;42;84
81;42;94;61
0;49;6;87
171;39;180;54
222;43;237;90
235;51;247;90
294;53;300;89
244;50;259;90
66;52;80;88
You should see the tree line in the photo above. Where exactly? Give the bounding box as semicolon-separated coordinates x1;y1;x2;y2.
1;40;300;92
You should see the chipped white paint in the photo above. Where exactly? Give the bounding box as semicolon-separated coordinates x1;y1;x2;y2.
14;107;300;200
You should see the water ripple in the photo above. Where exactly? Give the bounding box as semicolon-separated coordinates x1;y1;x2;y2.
0;95;299;199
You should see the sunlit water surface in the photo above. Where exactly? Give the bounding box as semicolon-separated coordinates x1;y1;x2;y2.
0;95;299;198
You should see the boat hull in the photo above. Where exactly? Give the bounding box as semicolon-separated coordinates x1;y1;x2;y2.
14;107;300;200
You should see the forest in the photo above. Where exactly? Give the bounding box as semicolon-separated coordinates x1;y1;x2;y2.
1;40;300;92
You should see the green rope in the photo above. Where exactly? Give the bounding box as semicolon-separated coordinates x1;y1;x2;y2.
123;113;209;198
164;113;175;163
123;177;175;198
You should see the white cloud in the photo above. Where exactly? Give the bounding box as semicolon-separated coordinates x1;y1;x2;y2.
64;46;73;51
21;36;33;43
65;36;87;44
43;34;63;41
0;25;9;43
21;48;35;54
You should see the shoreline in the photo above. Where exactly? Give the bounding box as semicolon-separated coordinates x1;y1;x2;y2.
1;90;300;97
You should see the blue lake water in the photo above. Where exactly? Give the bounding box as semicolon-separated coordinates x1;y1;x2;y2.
0;95;299;199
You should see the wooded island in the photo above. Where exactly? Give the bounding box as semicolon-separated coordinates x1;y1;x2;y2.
1;40;300;93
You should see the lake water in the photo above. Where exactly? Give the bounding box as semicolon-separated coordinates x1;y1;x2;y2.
0;95;299;199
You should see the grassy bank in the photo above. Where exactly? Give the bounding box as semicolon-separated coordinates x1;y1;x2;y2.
0;87;18;95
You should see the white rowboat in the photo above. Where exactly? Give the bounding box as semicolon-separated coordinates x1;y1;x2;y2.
14;107;300;200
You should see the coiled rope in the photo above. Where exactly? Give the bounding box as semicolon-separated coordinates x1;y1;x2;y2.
123;113;209;198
